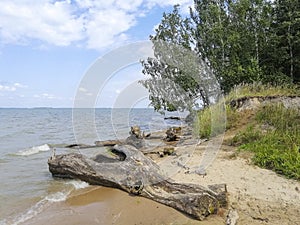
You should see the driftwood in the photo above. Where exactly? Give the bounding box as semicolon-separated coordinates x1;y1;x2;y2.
48;144;227;220
65;143;95;149
164;127;182;142
164;116;181;120
95;140;123;147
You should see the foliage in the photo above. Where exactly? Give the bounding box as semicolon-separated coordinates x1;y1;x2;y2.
226;82;300;102
233;103;300;180
140;39;218;113
140;0;300;113
140;6;218;112
263;0;300;82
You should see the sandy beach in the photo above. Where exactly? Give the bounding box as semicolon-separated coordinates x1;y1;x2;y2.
25;126;300;225
27;186;224;225
2;1;300;224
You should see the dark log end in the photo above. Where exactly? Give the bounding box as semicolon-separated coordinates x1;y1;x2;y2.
208;183;228;208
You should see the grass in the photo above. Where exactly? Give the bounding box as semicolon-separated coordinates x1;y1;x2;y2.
195;102;239;139
232;103;300;180
226;82;300;102
194;83;300;180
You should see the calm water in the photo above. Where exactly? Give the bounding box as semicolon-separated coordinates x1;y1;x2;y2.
0;108;185;225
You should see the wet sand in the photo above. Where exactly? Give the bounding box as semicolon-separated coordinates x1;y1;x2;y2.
26;186;222;225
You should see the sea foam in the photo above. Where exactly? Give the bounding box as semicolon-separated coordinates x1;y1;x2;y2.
45;191;69;202
15;144;50;156
2;191;70;225
0;180;90;225
67;180;90;190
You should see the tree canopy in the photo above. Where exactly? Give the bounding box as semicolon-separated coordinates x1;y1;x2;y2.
140;0;300;112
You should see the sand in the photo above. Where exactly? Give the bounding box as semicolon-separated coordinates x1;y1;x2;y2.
25;129;300;225
26;186;223;225
171;142;300;225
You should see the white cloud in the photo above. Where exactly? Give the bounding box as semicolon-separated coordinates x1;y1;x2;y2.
33;93;61;100
0;84;16;91
42;93;54;99
14;83;27;88
115;0;144;12
0;0;193;50
0;1;84;46
84;8;136;49
0;82;27;92
78;87;93;96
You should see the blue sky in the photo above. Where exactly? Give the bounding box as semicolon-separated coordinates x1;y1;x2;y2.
0;0;193;108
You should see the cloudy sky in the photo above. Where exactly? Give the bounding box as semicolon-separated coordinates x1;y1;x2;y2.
0;0;193;108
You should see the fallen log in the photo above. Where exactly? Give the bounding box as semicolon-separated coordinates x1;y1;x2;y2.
94;140;123;147
65;143;95;149
164;116;182;120
48;144;227;220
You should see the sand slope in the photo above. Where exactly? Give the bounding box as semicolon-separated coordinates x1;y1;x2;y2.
164;138;300;225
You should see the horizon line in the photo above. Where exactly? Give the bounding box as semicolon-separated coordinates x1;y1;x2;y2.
0;107;155;109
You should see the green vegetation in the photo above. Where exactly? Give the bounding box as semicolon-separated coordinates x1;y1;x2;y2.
140;0;300;180
140;6;213;112
196;83;300;139
232;103;300;180
141;1;300;112
194;84;300;180
196;103;239;139
226;83;300;102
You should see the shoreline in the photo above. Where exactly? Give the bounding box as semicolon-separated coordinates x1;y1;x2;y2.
26;186;223;225
27;126;300;225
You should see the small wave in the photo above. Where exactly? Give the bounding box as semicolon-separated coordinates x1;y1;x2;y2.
45;191;69;202
0;180;89;225
14;144;50;156
11;199;48;225
1;190;70;225
67;180;89;190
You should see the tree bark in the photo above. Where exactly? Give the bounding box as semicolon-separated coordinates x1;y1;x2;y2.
48;144;227;220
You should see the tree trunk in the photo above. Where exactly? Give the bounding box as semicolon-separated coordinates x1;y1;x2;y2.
288;23;294;81
48;144;227;220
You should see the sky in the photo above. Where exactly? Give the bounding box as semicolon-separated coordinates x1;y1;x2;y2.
0;0;194;108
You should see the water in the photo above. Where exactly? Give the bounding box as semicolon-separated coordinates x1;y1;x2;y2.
0;108;185;224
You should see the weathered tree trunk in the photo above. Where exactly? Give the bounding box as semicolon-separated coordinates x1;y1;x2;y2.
48;144;227;220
